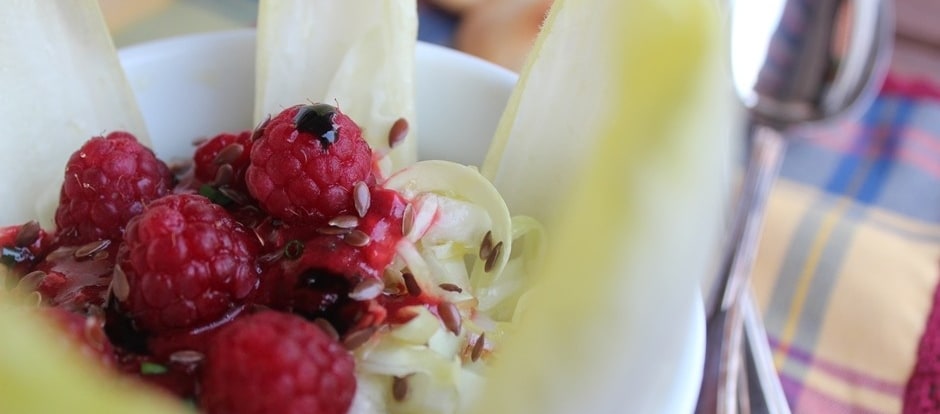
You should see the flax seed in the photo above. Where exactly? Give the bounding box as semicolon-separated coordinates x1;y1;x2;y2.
329;215;359;229
344;229;371;247
349;278;384;301
438;301;462;336
213;143;244;165
354;181;371;218
14;220;40;247
388;118;409;149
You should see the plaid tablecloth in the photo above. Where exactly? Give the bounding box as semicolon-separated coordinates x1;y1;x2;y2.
101;1;940;413
753;74;940;413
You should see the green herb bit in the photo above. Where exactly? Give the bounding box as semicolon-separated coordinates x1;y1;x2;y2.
140;362;168;375
199;184;234;206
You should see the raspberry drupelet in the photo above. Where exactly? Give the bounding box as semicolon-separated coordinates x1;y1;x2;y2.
246;104;374;225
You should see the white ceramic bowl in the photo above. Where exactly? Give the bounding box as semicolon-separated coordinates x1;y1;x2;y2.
118;29;704;413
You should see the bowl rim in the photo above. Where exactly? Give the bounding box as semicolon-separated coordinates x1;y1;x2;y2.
118;28;519;85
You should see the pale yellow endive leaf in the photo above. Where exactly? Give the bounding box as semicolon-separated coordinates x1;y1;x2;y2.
474;0;736;413
0;291;185;413
0;0;148;228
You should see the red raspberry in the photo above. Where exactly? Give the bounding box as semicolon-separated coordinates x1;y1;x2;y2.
55;132;173;245
117;194;260;334
0;221;52;276
257;188;405;332
200;311;356;414
193;130;253;192
246;104;374;225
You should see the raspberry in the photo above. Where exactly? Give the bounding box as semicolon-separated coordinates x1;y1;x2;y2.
200;311;356;414
257;188;405;332
246;104;374;225
0;221;52;277
117;194;260;334
55;132;173;245
193;130;253;192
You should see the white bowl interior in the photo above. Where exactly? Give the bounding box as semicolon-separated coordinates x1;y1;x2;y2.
118;29;517;167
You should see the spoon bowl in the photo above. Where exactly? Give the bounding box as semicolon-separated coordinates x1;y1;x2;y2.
731;0;893;129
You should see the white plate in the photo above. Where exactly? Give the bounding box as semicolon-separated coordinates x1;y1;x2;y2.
118;29;705;413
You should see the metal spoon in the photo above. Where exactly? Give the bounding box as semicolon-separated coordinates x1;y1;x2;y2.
696;1;893;413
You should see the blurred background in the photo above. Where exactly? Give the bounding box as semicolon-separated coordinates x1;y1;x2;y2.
99;0;940;83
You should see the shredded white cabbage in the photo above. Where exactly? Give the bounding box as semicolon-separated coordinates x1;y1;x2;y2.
352;160;546;413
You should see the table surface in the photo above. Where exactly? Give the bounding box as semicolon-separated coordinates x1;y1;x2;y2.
98;1;940;413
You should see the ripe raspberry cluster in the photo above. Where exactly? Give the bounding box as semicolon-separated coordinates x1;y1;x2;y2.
1;104;423;414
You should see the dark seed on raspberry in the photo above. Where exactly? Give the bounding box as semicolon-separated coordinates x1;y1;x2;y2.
354;181;371;218
294;103;339;146
328;215;359;229
317;226;352;236
111;264;130;301
250;114;271;141
14;220;40;247
73;239;110;260
343;229;371;247
213;143;245;166
214;163;235;186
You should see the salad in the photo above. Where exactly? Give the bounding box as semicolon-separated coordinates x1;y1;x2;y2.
0;0;734;414
1;98;543;413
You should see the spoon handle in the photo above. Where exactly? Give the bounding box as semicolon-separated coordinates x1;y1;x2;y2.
697;125;787;414
742;289;792;414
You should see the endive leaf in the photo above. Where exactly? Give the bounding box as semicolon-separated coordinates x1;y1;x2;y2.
0;0;148;227
473;0;736;413
0;293;185;413
255;0;419;172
